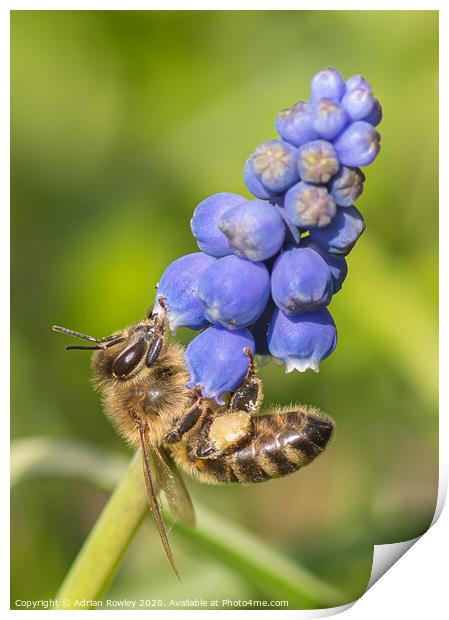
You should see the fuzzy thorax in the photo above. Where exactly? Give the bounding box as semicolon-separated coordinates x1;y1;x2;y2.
92;339;192;449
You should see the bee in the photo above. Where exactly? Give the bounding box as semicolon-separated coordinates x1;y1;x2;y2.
53;297;335;577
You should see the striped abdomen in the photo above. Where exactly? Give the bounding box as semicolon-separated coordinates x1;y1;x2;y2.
184;407;335;484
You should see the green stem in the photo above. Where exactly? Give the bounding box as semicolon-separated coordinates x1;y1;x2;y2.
55;453;146;608
12;438;347;609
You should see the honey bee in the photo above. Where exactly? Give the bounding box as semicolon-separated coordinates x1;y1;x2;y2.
53;297;335;577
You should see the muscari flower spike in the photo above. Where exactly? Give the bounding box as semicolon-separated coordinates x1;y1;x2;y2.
154;66;381;391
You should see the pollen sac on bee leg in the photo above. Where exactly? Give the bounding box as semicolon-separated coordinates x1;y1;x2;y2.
185;325;255;404
207;411;252;453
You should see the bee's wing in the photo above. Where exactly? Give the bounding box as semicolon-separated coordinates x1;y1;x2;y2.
152;445;196;529
137;425;180;580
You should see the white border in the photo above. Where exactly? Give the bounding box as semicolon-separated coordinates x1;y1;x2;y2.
4;3;445;618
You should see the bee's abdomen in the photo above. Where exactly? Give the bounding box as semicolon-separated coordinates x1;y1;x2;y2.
192;407;335;484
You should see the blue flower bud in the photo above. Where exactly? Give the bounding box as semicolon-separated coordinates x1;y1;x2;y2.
285;181;336;228
328;166;365;207
301;238;348;293
156;252;216;331
325;252;348;293
185;325;255;404
363;98;382;127
198;255;270;329
345;74;371;92
243;159;275;199
218;200;286;262
333;121;380;167
275;101;318;147
310;67;346;103
309;205;366;255
244;140;299;197
268;306;337;372
341;88;375;121
297;140;340;184
191;192;247;257
312;98;347;140
271;247;333;315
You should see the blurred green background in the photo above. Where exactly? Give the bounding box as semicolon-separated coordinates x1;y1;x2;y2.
11;10;438;610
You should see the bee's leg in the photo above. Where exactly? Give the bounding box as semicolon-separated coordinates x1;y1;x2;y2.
164;387;203;444
229;348;264;416
146;295;169;367
193;408;254;460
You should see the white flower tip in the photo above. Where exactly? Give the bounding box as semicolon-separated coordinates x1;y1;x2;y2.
284;357;321;373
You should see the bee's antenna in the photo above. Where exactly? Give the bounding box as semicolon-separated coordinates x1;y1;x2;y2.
52;325;125;353
52;325;121;344
64;338;125;352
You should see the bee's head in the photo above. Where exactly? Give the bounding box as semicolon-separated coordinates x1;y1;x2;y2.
53;296;168;381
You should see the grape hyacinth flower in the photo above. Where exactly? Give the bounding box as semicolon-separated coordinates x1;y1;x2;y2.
198;255;270;329
285;181;336;228
310;67;346;103
185;325;255;404
219;200;286;262
312;98;347;140
310;205;366;255
346;74;371;92
363;98;382;126
329;166;365;207
155;252;216;331
275;101;318;147
301;238;348;294
271;247;333;314
154;66;381;395
191;192;247;257
333;121;380;167
244;139;299;198
341;88;375;121
297;140;340;184
268;306;337;372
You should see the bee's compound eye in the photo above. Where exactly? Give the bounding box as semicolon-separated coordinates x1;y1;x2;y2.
112;339;147;379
